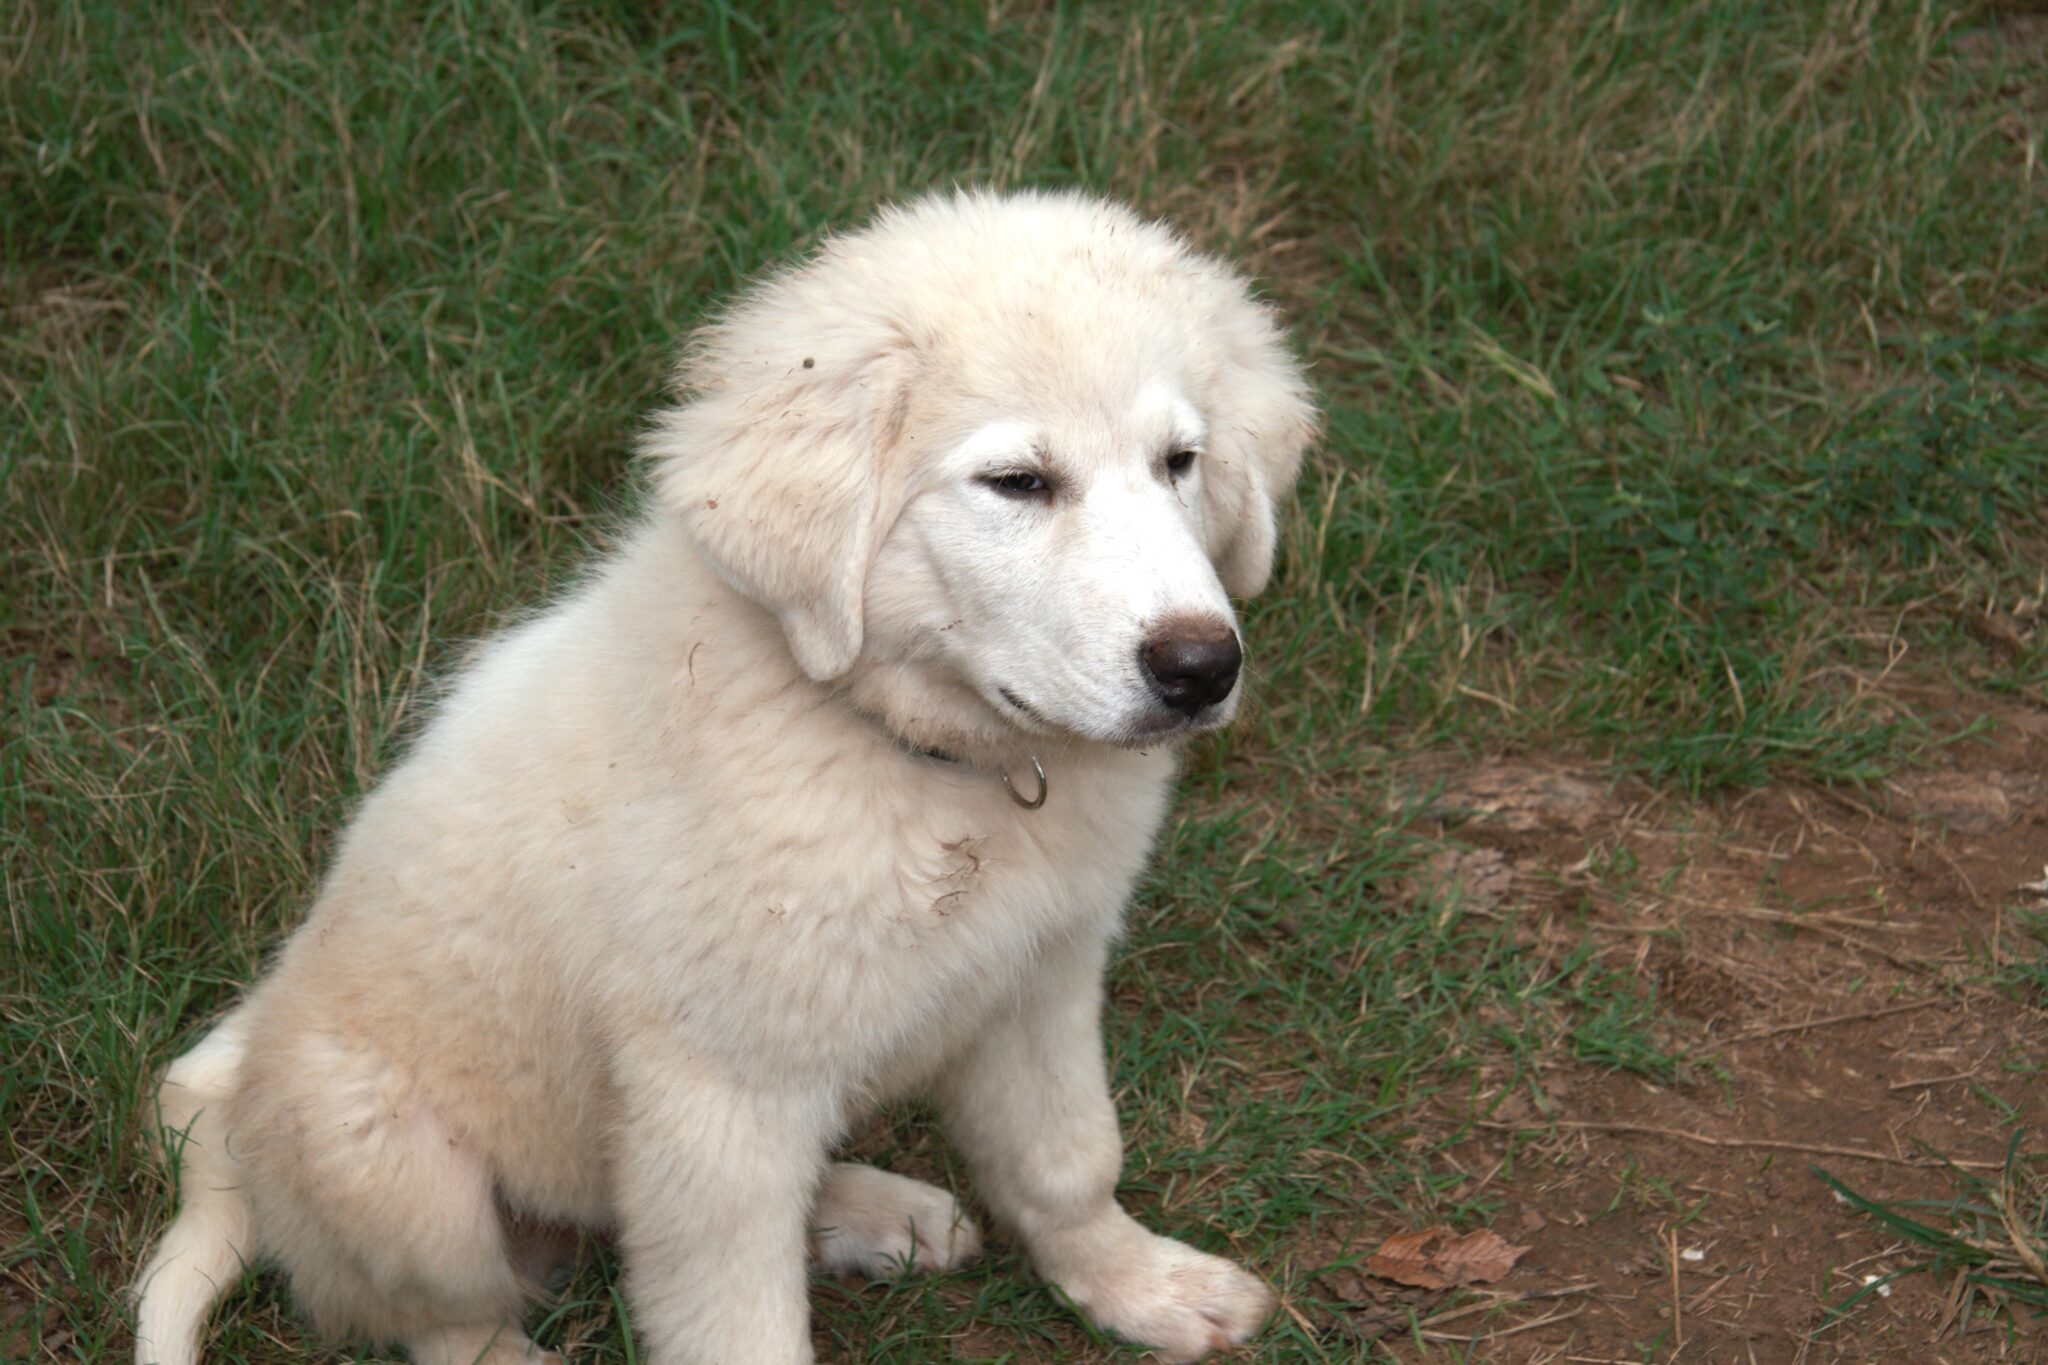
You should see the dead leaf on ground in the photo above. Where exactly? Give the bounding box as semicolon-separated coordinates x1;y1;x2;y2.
1366;1225;1533;1290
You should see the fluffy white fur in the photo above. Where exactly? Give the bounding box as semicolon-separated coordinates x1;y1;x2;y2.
133;189;1314;1365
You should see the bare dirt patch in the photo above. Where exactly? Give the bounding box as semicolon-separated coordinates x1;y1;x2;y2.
1329;691;2048;1360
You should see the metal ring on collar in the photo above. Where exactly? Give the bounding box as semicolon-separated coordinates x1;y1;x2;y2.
1001;755;1048;811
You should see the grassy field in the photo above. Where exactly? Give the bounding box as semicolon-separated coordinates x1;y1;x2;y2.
5;1;2047;1360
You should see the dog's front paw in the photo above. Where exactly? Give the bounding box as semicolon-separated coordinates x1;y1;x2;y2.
810;1164;983;1278
1054;1229;1273;1362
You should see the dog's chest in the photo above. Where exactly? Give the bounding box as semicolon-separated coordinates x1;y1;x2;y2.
849;766;1166;1080
857;764;1162;981
619;754;1172;1077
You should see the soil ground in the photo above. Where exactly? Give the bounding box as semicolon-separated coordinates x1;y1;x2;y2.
1296;689;2048;1361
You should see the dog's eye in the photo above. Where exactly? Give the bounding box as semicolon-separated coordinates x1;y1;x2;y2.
1165;449;1198;478
986;471;1049;496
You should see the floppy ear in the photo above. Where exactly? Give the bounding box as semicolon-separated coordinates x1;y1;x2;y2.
643;328;914;681
1201;297;1318;598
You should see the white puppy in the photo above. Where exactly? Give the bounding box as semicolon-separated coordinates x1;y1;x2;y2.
134;189;1314;1365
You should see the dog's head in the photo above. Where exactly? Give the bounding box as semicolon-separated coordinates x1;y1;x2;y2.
645;190;1314;749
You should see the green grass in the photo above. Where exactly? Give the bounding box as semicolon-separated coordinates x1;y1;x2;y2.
1815;1135;2048;1343
4;0;2046;1360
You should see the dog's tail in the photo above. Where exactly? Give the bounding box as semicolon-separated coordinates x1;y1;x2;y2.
134;1007;256;1365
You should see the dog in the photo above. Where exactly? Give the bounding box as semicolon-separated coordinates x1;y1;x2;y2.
133;188;1314;1365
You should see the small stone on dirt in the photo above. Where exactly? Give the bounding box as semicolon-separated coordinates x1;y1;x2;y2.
1431;763;1607;831
1889;771;2046;834
1412;847;1514;909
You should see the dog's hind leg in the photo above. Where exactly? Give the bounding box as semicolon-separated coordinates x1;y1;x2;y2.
809;1163;982;1277
233;1018;536;1352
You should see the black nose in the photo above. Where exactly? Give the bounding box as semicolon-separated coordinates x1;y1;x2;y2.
1140;621;1243;716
